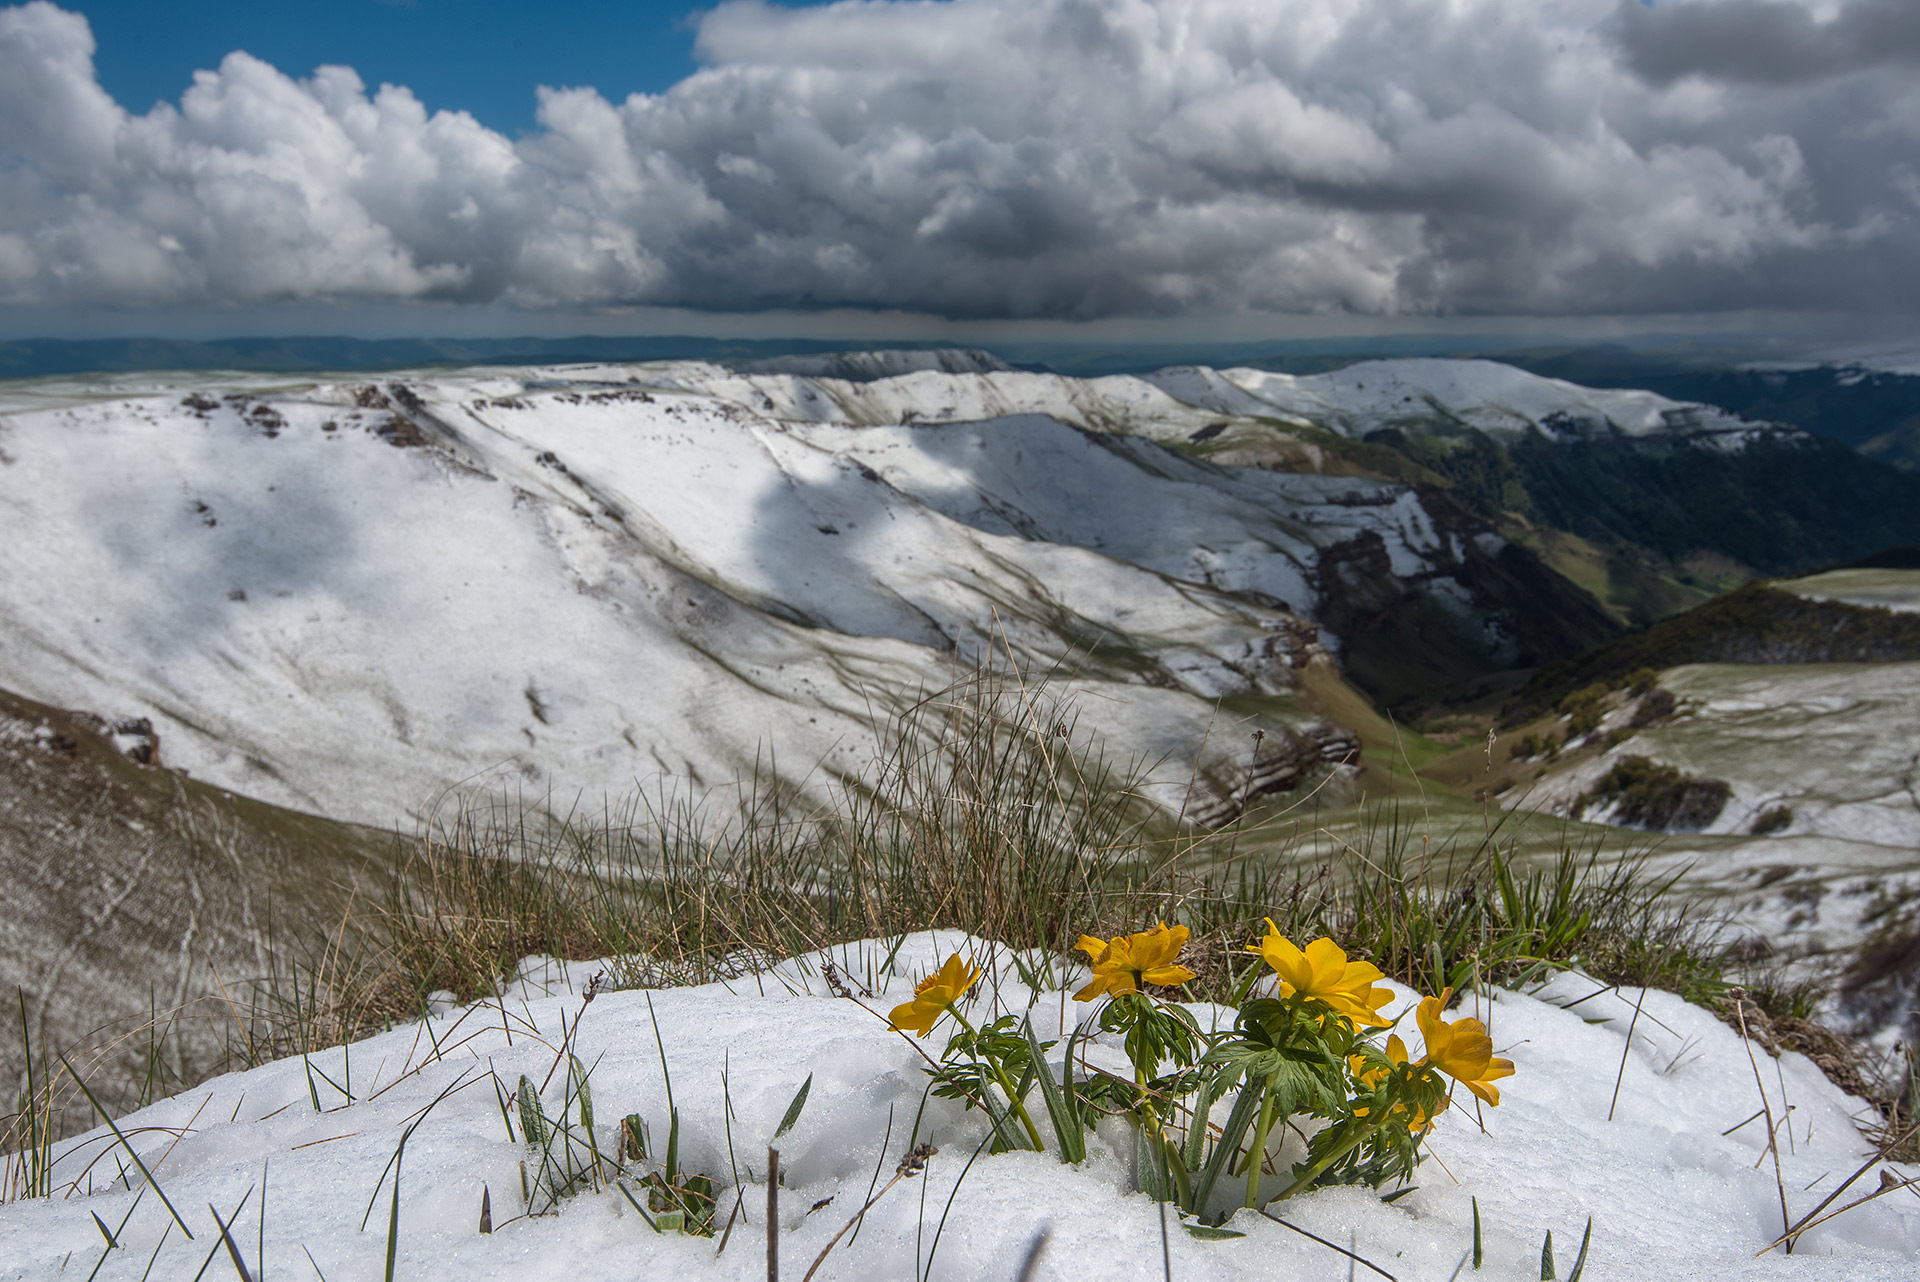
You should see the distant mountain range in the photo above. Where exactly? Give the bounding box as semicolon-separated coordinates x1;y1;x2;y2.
11;334;1920;466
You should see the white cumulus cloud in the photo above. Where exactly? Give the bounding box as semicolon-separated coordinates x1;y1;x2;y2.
0;0;1914;320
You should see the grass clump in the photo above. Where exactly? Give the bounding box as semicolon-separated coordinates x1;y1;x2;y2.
376;664;1160;1000
1628;687;1676;728
1556;684;1609;740
364;664;1739;1021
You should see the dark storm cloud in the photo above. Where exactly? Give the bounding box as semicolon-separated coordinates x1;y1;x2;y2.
1617;0;1920;86
0;0;1916;321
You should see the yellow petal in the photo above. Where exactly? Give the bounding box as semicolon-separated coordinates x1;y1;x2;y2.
1302;937;1348;987
888;998;937;1037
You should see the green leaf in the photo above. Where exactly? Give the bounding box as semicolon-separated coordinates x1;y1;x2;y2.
1472;1196;1483;1270
1565;1217;1593;1282
570;1055;594;1134
1541;1228;1556;1280
1206;1045;1339;1121
1181;1066;1227;1174
615;1180;661;1233
1191;1081;1264;1212
1158;1131;1195;1211
1183;1224;1247;1241
516;1075;546;1151
1021;1017;1084;1164
773;1074;812;1140
1134;1125;1167;1201
977;1079;1037;1153
1061;1022;1087;1154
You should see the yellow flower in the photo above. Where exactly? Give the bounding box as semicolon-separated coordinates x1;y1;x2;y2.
1351;1028;1413;1105
1348;1034;1409;1092
1247;923;1394;1027
1073;923;1196;1001
1414;988;1515;1107
887;954;980;1038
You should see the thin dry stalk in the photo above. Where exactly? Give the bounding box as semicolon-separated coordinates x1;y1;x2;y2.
1607;987;1647;1122
800;1143;935;1282
1760;1115;1920;1255
1734;996;1793;1252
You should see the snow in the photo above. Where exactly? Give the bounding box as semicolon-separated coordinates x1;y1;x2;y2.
1781;569;1920;616
0;371;1348;826
0;358;1564;829
0;355;1794;833
653;356;1790;451
1145;359;1779;445
3;933;1913;1280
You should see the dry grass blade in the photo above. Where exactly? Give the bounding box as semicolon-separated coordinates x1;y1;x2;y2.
799;1143;935;1281
1732;996;1792;1252
1757;1113;1920;1256
1258;1208;1398;1280
1607;987;1647;1122
1756;1171;1920;1256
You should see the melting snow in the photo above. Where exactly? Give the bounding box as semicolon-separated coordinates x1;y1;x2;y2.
2;934;1913;1280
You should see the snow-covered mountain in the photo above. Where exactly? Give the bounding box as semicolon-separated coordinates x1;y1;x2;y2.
0;356;1787;829
662;355;1779;446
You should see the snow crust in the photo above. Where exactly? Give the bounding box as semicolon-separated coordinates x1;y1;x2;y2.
4;934;1913;1281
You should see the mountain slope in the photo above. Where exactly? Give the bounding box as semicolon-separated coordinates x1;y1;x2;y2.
688;354;1920;628
1503;581;1920;722
5;351;1872;834
0;368;1391;829
1427;571;1920;1000
0;684;402;1118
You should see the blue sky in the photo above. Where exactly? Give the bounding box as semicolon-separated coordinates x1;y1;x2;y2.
72;0;825;134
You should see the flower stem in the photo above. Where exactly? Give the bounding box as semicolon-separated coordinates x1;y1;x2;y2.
950;1008;1045;1151
1273;1116;1387;1202
1243;1087;1279;1208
